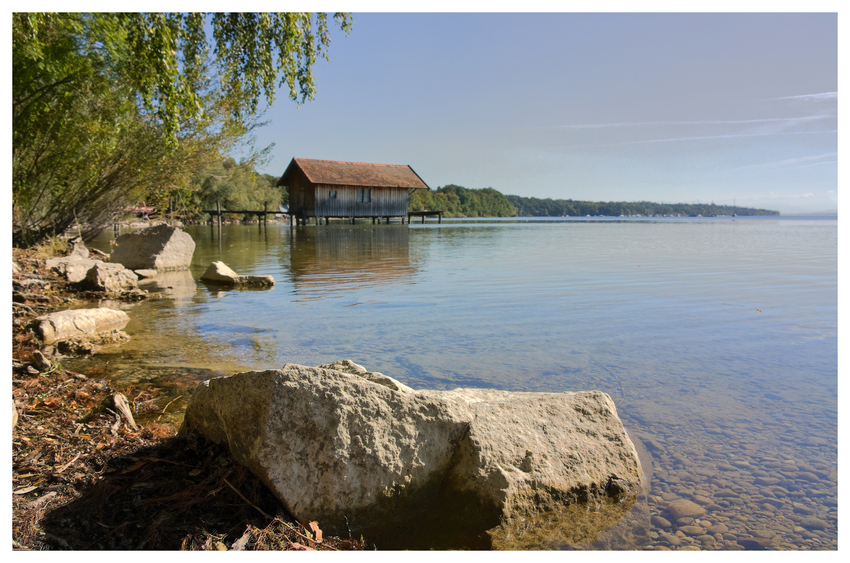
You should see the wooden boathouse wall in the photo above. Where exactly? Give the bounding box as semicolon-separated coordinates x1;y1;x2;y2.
279;158;430;223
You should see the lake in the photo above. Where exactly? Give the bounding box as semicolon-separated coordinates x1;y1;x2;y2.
84;215;837;550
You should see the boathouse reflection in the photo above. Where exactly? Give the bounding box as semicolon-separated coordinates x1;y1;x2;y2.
287;224;415;297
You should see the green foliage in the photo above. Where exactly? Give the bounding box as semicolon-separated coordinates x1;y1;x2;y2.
12;12;351;246
409;185;517;217
189;158;284;218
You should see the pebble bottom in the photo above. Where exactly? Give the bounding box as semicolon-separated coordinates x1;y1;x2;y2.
624;409;836;551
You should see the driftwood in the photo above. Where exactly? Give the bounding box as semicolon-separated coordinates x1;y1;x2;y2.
80;393;138;431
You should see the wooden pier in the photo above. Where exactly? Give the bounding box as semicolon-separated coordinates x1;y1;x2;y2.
407;210;443;224
203;202;443;226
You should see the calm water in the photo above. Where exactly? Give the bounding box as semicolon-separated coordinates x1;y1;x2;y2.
86;216;837;550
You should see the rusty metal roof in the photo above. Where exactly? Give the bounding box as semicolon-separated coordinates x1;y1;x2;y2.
279;158;430;190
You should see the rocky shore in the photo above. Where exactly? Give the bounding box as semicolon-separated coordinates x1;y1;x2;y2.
11;243;362;551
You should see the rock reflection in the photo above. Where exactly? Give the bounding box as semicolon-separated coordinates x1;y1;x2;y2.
287;225;415;298
139;270;197;304
490;493;641;550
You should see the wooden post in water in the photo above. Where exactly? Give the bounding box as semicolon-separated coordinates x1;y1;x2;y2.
216;201;222;230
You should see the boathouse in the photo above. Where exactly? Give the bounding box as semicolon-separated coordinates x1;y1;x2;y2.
277;158;430;224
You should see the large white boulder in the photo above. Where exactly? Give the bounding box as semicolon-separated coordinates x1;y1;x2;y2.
180;363;643;548
32;308;130;345
181;364;470;537
111;224;195;271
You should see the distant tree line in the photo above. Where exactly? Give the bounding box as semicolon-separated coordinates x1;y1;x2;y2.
505;195;778;217
408;184;778;217
408;185;516;217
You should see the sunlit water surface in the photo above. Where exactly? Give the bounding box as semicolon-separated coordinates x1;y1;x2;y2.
83;216;836;550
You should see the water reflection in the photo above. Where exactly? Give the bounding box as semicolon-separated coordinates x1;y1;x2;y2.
287;224;415;299
139;270;198;304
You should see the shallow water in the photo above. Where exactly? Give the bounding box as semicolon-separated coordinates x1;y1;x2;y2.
83;216;837;550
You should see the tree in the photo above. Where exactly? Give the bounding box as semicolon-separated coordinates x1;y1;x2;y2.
12;12;352;246
190;158;282;219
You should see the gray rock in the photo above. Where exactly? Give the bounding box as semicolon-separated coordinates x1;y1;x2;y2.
13;278;48;291
45;256;101;283
180;363;642;548
134;269;158;279
31;350;52;372
199;261;275;287
32;308;130;345
426;386;642;544
111;224;195;270
80;262;139;294
69;240;89;259
181;364;469;540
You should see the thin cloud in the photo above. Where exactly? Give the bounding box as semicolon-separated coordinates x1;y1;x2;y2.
567;129;836;150
736;152;838;171
766;92;837;101
545;114;834;130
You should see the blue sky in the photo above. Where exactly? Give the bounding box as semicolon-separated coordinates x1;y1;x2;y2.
243;9;838;214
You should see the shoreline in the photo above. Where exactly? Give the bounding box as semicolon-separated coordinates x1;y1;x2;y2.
11;245;363;550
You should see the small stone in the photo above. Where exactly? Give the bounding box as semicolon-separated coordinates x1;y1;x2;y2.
794;472;820;483
738;537;772;550
660;533;681;547
799;516;828;531
697;534;716;547
708;523;729;534
723;541;743;550
679;525;704;536
32;350;51;372
676;517;695;526
792;502;815;515
651;515;672;528
668;498;706;520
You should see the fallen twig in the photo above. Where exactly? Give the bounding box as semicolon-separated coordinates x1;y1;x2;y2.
156;395;183;422
222;478;273;520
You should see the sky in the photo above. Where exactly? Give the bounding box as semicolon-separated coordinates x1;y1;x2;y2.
241;9;838;214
